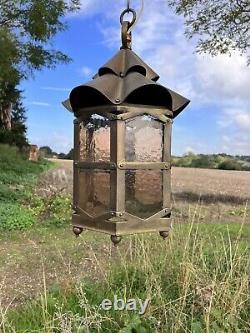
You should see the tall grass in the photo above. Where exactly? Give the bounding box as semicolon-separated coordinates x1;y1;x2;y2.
1;216;249;333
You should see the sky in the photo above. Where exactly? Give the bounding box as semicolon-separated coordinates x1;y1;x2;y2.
21;0;250;155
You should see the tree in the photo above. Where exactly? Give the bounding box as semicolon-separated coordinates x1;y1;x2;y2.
0;0;80;130
39;146;57;157
0;91;28;148
168;0;250;63
218;159;242;171
66;148;74;160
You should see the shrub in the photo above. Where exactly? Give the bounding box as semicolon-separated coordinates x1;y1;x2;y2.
218;159;242;171
0;184;25;203
28;191;72;226
0;203;35;231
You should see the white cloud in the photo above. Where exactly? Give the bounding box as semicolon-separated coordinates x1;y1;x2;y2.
196;52;250;103
42;87;71;92
185;146;195;154
218;108;250;131
29;101;51;107
217;107;250;155
221;134;250;155
70;0;250;155
79;66;93;78
234;111;250;131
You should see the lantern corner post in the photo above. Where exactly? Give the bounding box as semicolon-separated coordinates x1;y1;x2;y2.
160;114;173;239
73;117;80;208
110;114;126;245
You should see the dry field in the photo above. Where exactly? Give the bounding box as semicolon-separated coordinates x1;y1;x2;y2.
47;159;250;205
172;167;250;204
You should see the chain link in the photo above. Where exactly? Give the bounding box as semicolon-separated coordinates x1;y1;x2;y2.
127;0;130;11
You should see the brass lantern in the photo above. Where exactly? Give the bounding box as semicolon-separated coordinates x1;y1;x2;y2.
63;9;190;244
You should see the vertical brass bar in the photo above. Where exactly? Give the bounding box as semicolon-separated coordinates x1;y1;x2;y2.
110;120;125;212
163;119;172;207
163;119;172;162
73;119;80;208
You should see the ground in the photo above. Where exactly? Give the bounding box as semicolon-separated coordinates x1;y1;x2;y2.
0;160;249;312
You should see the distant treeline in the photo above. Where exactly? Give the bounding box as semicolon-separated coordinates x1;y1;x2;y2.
40;146;250;171
39;146;74;160
172;153;250;171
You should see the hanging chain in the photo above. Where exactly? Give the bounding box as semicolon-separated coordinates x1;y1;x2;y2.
127;0;130;10
120;0;136;49
120;0;144;49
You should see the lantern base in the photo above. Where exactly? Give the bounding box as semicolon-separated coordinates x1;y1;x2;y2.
72;213;172;237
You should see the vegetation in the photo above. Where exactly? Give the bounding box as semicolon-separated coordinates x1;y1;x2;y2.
0;144;70;231
0;95;28;149
39;146;58;158
58;148;74;160
0;0;80;146
1;222;249;332
169;0;250;63
0;151;249;331
172;153;250;171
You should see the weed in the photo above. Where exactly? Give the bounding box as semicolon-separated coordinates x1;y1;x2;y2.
28;189;72;226
2;222;249;332
0;203;35;231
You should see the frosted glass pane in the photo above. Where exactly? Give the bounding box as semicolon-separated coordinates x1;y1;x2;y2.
79;114;110;162
125;170;163;219
78;171;110;217
125;115;163;162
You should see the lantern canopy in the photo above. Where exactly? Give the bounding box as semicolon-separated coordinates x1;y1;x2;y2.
63;8;190;244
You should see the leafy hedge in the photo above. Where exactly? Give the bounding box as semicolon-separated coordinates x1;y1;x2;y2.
172;153;250;171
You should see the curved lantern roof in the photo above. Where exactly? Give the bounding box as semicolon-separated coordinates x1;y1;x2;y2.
64;48;190;118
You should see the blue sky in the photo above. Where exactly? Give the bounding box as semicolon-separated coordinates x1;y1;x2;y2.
21;0;250;155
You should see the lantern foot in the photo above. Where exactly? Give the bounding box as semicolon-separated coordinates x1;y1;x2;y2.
160;231;170;240
73;227;84;237
111;235;122;246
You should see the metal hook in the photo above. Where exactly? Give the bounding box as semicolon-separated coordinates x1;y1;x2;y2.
120;1;138;49
121;21;132;49
120;8;137;29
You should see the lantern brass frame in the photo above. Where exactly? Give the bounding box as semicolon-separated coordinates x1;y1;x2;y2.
72;104;173;237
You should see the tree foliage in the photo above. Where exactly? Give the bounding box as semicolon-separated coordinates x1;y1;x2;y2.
172;153;250;171
0;90;28;148
0;0;80;83
168;0;250;62
0;0;80;132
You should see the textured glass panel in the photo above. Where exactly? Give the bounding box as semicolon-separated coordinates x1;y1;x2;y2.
78;170;110;217
79;114;110;161
125;170;163;219
125;115;163;162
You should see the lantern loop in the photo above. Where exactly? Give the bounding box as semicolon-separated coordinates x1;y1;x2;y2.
120;8;136;49
120;8;137;29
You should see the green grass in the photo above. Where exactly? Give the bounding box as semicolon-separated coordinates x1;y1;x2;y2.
1;222;249;333
0;144;51;185
0;144;249;332
0;144;52;231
